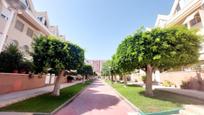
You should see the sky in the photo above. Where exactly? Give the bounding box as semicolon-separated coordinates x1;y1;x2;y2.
33;0;173;60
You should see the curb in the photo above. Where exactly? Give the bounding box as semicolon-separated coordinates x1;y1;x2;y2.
103;80;142;115
0;81;90;115
0;81;82;108
104;81;183;115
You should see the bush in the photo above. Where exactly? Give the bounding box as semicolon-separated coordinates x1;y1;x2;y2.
142;76;147;83
180;76;203;90
162;80;175;87
180;81;190;89
19;60;34;74
0;44;23;73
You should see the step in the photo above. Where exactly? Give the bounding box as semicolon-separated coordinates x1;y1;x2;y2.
184;105;204;115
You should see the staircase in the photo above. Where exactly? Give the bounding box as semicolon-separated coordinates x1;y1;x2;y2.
178;105;204;115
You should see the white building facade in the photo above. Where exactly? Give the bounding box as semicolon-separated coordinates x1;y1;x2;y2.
155;0;204;60
0;0;65;58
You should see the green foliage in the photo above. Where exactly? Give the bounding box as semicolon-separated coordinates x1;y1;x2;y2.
32;36;69;74
77;64;94;76
0;44;23;73
162;80;175;87
101;60;111;76
19;60;34;74
32;36;84;74
0;81;92;112
114;26;201;73
141;75;147;83
107;81;204;113
66;43;84;71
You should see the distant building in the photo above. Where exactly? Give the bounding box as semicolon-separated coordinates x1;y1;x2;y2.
85;60;106;75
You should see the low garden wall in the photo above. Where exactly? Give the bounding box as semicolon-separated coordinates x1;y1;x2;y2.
160;71;204;90
0;73;46;94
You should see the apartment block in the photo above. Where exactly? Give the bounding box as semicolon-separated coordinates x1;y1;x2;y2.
0;0;64;59
85;60;106;75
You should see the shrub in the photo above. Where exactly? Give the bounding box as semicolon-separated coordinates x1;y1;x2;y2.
19;60;34;74
180;81;190;89
181;76;203;90
142;76;147;83
0;44;23;73
162;80;175;87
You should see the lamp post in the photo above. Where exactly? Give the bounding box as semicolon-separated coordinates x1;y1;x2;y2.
0;0;27;52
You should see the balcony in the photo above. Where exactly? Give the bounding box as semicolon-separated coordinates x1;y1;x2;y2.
167;0;201;26
6;0;28;10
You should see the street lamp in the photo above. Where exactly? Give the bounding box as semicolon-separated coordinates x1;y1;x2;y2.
0;0;27;52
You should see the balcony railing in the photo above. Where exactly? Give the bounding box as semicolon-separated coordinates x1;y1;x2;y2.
6;0;28;10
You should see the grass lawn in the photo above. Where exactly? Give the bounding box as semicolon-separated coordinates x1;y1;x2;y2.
0;80;92;113
107;81;204;113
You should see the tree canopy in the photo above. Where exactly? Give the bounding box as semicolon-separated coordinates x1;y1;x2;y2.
113;26;201;96
77;64;94;76
32;35;84;96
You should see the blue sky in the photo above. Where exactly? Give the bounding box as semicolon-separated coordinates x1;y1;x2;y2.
33;0;173;60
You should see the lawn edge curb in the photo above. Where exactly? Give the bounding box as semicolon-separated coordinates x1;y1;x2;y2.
0;81;86;115
103;80;143;115
50;80;93;115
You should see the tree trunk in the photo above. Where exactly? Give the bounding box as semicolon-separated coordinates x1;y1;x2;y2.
124;75;127;86
114;75;117;82
83;75;85;84
145;64;153;96
52;70;65;96
111;75;114;84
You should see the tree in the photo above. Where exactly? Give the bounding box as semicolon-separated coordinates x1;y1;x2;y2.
116;26;201;96
78;64;94;82
0;44;23;73
32;36;84;96
101;60;111;77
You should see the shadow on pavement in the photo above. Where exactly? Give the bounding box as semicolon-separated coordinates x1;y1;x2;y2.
56;80;120;115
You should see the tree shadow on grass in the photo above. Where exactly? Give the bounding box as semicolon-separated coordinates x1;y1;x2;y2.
138;90;204;105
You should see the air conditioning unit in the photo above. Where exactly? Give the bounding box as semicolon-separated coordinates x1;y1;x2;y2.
6;0;27;10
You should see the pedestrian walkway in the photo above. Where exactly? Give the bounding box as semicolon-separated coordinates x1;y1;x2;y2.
55;80;139;115
0;81;82;108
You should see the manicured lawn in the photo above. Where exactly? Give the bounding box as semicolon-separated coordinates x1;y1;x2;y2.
0;80;92;113
107;81;204;113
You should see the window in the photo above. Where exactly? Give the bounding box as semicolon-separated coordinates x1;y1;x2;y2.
15;20;24;32
176;4;181;13
190;13;201;27
26;28;33;38
37;17;43;22
23;45;29;53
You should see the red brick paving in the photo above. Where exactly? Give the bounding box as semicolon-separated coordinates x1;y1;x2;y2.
55;80;139;115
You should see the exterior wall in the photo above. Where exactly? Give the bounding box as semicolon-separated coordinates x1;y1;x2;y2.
160;71;204;88
0;73;46;94
4;14;41;58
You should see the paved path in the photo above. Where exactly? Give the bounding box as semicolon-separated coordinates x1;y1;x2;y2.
0;81;82;108
55;80;139;115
